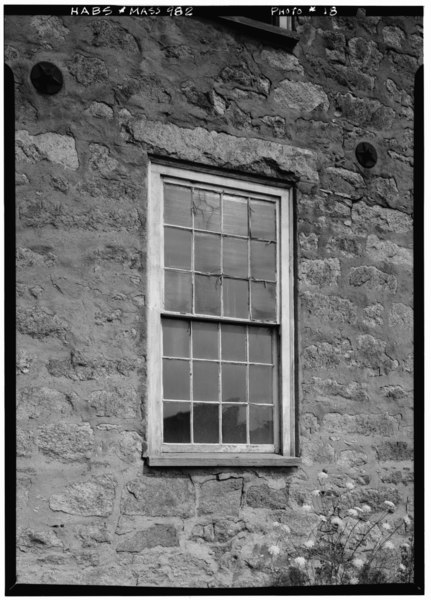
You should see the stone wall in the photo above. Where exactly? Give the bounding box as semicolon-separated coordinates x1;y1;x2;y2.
8;11;420;587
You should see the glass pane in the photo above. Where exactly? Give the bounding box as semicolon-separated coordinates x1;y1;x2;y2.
222;405;246;443
164;184;192;227
194;403;219;443
249;365;273;404
164;227;192;270
223;237;248;278
163;319;190;357
163;401;190;443
251;281;276;321
223;196;248;236
163;359;190;400
250;405;273;444
195;275;221;315
250;200;276;241
193;361;219;401
250;241;276;281
193;321;218;359
222;364;246;403
164;271;192;313
195;232;221;274
221;324;246;362
249;327;272;364
193;189;221;232
223;278;249;319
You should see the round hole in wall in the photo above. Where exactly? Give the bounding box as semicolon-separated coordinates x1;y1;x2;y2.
355;141;378;168
30;62;63;95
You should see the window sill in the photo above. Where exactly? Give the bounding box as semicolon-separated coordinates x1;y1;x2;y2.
147;453;301;467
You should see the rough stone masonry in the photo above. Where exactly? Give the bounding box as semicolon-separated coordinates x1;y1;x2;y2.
8;11;420;587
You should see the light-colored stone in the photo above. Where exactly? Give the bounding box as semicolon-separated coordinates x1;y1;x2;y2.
273;80;329;112
121;477;194;517
300;258;340;287
366;235;412;266
16;131;79;170
36;423;95;462
132;118;318;183
49;475;116;516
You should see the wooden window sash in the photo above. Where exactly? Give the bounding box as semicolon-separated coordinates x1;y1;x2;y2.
147;162;295;461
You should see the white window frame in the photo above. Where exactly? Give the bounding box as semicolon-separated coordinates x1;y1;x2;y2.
146;161;299;467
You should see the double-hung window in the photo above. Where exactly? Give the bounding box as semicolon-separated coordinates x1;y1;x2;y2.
147;162;297;466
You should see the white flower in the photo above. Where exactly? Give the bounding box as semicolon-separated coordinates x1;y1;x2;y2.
382;522;391;531
346;481;355;490
311;489;321;496
384;500;396;511
353;558;364;569
348;508;359;518
331;516;344;528
304;540;315;548
319;515;327;522
268;544;281;557
350;577;359;585
318;471;329;480
302;504;312;512
272;521;281;528
294;556;306;568
403;515;412;525
383;541;395;550
283;524;291;533
362;504;372;513
399;564;407;571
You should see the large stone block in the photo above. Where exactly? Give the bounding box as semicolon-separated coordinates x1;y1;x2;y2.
352;201;413;234
69;53;108;86
299;258;340;287
375;441;413;461
273;80;329;112
121;477;195;517
116;524;179;552
49;474;116;516
302;339;352;370
89;386;140;418
366;235;412;267
30;15;69;43
300;292;357;325
131;118;318;183
355;334;398;373
348;266;397;294
321;167;364;198
17;306;69;340
17;387;74;421
258;49;304;75
36;423;95;462
88;19;140;54
246;484;288;509
16;131;79;170
198;478;242;516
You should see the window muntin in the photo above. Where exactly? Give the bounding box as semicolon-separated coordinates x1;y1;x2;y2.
163;181;279;323
162;318;277;449
147;164;295;461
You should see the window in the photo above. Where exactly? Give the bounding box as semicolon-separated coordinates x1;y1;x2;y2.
146;163;298;466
